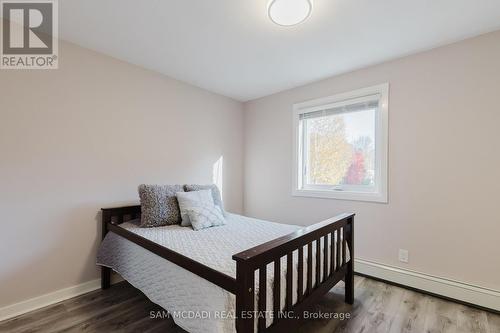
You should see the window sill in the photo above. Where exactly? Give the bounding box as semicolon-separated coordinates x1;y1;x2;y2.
292;188;388;203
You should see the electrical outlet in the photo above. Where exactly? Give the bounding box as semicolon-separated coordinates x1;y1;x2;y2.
399;249;409;263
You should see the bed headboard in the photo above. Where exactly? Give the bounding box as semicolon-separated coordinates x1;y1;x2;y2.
101;205;141;239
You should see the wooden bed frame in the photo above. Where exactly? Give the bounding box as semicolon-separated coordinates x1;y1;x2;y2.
101;205;354;333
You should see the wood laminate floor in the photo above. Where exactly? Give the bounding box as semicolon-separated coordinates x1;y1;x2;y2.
1;276;499;333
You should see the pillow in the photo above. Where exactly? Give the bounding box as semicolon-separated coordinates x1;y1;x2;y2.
184;184;227;217
176;190;214;227
186;205;226;231
138;184;183;227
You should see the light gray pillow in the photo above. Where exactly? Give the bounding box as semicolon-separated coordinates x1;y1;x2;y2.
186;205;226;231
138;184;183;227
184;184;227;217
176;189;214;227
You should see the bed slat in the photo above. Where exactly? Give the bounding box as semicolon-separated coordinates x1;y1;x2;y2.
297;246;304;302
316;239;321;286
336;229;341;271
330;232;335;276
286;252;293;310
273;259;281;323
258;267;266;332
307;243;313;294
323;235;328;281
342;227;347;268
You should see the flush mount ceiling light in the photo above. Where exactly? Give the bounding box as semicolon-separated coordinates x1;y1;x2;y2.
268;0;313;26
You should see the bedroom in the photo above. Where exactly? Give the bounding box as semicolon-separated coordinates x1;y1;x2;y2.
0;0;499;332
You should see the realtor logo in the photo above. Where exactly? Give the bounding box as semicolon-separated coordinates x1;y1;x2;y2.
1;0;58;69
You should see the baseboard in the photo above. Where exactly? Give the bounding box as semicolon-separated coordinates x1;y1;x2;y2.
354;258;500;312
0;274;123;322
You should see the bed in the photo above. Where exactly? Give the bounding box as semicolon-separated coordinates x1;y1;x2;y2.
97;205;354;333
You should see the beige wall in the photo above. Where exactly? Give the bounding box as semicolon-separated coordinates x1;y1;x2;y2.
243;31;500;290
0;41;244;307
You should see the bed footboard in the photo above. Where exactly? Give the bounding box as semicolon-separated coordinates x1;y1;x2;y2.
232;213;354;333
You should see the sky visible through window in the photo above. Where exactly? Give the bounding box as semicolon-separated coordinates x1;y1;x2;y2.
344;109;375;143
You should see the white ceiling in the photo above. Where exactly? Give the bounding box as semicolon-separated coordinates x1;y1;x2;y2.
59;0;500;101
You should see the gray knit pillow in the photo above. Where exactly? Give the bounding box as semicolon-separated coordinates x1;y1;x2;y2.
184;184;227;217
138;184;183;227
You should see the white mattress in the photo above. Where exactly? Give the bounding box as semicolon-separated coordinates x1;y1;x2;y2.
96;213;350;333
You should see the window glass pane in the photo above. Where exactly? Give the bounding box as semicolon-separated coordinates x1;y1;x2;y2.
304;108;376;187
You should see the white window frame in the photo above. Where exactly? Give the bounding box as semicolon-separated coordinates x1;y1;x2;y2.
292;83;389;203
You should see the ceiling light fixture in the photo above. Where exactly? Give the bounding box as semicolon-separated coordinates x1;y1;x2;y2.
268;0;313;27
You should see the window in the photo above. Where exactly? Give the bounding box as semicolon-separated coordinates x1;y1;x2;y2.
292;84;388;202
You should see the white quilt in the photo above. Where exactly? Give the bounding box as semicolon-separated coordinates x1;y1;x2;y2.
96;213;350;333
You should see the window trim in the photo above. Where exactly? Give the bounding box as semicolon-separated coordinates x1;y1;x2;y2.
292;83;389;203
